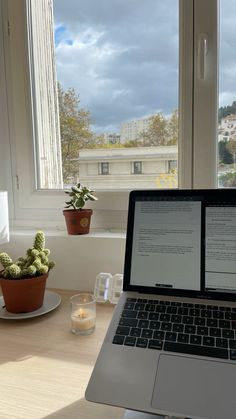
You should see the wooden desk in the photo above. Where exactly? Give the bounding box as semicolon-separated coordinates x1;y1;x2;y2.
0;289;125;419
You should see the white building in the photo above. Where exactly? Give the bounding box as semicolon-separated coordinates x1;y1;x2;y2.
120;117;151;143
218;114;236;142
78;146;178;189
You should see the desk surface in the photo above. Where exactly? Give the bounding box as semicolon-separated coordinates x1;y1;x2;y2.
0;289;124;419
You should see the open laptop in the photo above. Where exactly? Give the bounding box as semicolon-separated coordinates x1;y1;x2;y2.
86;189;236;419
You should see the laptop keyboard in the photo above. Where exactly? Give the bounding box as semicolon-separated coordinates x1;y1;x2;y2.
112;298;236;361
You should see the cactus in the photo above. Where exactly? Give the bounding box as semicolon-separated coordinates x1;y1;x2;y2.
0;231;55;280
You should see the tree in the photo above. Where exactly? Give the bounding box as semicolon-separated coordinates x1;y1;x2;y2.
58;83;105;184
226;139;236;167
137;110;178;147
218;140;233;164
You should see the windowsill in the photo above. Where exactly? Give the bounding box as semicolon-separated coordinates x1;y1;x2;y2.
9;226;126;239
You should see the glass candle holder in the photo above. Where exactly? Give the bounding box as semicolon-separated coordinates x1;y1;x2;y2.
70;293;96;335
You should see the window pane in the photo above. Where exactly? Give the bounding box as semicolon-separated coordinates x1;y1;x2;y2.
218;0;236;188
53;0;179;190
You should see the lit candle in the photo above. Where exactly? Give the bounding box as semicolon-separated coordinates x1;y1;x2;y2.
71;307;96;334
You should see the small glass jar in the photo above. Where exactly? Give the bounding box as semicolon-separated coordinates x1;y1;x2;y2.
70;293;96;335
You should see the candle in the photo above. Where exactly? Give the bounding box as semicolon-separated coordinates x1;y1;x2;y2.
70;293;96;335
71;308;96;333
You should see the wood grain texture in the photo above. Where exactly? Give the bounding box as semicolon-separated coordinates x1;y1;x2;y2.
0;289;124;419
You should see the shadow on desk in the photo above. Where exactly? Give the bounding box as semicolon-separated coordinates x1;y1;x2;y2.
44;397;124;419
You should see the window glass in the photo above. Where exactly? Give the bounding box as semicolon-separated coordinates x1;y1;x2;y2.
53;0;179;190
218;0;236;188
133;162;142;174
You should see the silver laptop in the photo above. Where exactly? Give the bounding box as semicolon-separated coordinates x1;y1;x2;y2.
86;189;236;419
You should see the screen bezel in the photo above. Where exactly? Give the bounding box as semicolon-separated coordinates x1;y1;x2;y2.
123;189;236;302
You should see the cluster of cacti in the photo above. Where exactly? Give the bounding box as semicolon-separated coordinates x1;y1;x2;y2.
0;231;55;279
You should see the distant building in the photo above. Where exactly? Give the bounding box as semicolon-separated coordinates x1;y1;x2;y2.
218;114;236;142
104;133;121;145
78;146;178;189
120;117;151;143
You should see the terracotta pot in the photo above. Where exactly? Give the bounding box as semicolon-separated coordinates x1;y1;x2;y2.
63;209;93;235
0;273;48;313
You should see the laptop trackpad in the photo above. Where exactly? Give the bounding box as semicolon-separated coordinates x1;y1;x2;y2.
151;354;236;419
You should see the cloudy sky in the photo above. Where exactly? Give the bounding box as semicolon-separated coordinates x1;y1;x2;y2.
53;0;235;133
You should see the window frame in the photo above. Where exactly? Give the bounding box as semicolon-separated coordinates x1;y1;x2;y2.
0;0;218;230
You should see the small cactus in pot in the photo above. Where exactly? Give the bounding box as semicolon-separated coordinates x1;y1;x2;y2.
0;231;55;313
0;231;55;279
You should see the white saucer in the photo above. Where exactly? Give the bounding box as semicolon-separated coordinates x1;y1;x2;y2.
0;290;61;319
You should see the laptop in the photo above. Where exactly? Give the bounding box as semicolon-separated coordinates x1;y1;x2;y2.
86;189;236;419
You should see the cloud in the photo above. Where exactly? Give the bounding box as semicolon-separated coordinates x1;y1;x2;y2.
53;0;178;132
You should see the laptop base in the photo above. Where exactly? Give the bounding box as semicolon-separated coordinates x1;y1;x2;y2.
123;410;186;419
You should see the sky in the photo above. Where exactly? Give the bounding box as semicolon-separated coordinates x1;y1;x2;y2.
53;0;236;134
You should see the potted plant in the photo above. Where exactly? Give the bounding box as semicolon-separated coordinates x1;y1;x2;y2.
63;183;98;235
0;231;55;313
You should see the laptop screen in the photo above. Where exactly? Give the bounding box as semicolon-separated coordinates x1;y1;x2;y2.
123;189;236;301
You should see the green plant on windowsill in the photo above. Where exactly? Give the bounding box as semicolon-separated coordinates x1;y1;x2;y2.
63;183;98;235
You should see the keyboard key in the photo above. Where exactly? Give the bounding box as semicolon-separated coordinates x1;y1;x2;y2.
161;322;172;331
153;330;165;340
229;340;236;350
137;311;148;319
113;335;125;345
232;321;236;330
209;328;221;337
178;307;188;315
141;329;153;339
183;303;193;307
195;317;206;326
148;339;163;350
150;321;161;330
135;303;145;311
149;312;159;320
160;300;170;305
207;318;218;327
225;312;236;320
190;335;202;345
171;315;182;323
222;329;234;339
216;338;228;348
116;326;130;335
197;326;208;336
136;338;148;348
213;311;224;319
201;309;212;318
167;306;177;314
156;305;166;313
130;328;141;337
203;336;215;347
137;298;148;303
183;316;194;325
178;333;189;343
145;304;155;312
119;318;138;327
138;320;149;328
160;313;170;322
164;342;228;359
127;298;137;302
122;310;138;319
230;350;236;360
185;325;196;334
165;332;177;342
124;336;136;346
189;308;200;317
173;323;184;333
124;302;135;310
219;320;230;329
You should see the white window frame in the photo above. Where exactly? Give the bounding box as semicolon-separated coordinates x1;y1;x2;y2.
0;0;218;230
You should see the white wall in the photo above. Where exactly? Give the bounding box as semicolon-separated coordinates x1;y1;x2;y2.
0;231;126;292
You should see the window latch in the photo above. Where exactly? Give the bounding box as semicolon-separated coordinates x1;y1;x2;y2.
198;33;208;81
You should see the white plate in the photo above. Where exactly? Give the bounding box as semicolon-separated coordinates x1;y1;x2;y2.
0;290;61;319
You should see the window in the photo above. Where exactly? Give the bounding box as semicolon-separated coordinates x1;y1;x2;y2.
168;160;177;173
0;0;223;229
133;162;142;175
100;162;109;175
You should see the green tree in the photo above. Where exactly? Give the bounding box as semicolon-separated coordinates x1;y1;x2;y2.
226;139;236;167
58;83;105;184
138;110;178;147
218;140;233;164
